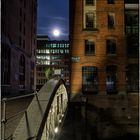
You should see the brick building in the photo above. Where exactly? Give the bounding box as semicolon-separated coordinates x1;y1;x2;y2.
36;35;70;90
70;0;138;138
70;0;127;95
1;0;37;97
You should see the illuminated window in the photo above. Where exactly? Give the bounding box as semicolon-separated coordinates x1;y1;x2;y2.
53;44;56;48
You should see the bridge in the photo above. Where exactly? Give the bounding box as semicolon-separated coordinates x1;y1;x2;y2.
1;77;69;140
1;77;138;140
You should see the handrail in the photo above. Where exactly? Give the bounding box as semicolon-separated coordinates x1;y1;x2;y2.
12;77;68;140
1;92;37;140
6;109;27;121
2;92;37;102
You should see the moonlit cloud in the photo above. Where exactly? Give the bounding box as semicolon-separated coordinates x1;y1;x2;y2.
37;0;69;40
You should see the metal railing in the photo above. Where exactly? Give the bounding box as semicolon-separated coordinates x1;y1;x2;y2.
11;77;68;140
1;92;36;140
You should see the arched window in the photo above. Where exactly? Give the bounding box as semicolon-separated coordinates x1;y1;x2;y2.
106;65;117;94
19;55;25;88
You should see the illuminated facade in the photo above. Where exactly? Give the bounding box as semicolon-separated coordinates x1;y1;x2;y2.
1;0;37;96
70;0;127;95
70;0;138;138
36;35;70;90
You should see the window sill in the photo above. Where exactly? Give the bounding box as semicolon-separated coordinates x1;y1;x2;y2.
108;28;115;30
85;54;95;56
83;28;99;32
85;4;95;6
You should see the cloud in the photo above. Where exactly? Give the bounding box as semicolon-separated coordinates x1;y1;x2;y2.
38;16;68;22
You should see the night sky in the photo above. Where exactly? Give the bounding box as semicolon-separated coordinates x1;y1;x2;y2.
37;0;69;40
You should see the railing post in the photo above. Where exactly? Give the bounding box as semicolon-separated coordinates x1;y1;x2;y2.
2;98;7;140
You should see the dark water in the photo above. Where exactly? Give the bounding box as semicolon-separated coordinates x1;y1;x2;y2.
104;134;138;140
58;103;138;140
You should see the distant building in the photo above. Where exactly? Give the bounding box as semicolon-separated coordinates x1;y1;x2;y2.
36;35;70;91
1;0;37;97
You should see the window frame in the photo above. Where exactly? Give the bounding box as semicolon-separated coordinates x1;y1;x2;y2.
106;39;116;55
85;0;94;5
85;12;94;29
108;13;115;29
107;0;115;4
82;66;98;94
85;40;95;55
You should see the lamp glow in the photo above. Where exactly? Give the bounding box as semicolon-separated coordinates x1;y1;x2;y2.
54;127;58;133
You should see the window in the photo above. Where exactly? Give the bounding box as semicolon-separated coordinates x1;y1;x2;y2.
19;22;22;32
23;40;25;48
127;35;138;58
82;66;98;93
19;36;22;46
24;13;26;22
85;40;95;55
106;65;117;94
1;45;11;84
20;8;22;17
125;13;138;34
106;39;116;54
24;27;25;35
108;13;115;29
86;13;94;29
108;0;115;4
126;64;138;92
19;55;25;86
125;0;138;4
24;0;26;8
86;0;94;5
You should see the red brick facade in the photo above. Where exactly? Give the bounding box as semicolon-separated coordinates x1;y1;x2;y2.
70;0;126;95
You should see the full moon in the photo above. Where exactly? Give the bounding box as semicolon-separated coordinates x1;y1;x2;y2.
53;29;60;37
